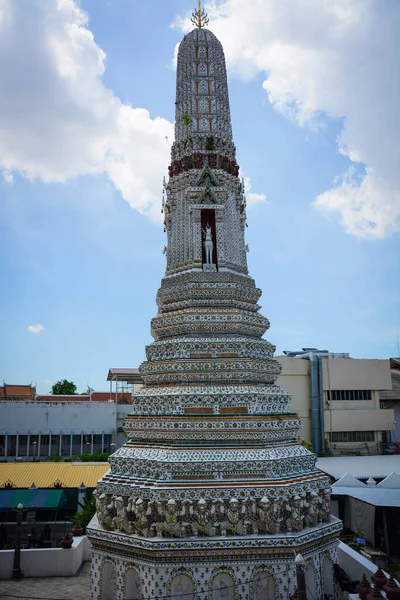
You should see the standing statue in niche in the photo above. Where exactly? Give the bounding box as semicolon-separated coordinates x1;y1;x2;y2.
202;223;214;265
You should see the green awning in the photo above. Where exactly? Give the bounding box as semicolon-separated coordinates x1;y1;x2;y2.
0;489;66;510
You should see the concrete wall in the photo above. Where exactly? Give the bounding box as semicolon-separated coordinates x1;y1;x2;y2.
0;401;131;456
337;542;392;582
322;359;392;392
381;401;400;444
276;356;311;442
0;535;91;579
116;405;133;448
324;408;394;434
0;401;116;435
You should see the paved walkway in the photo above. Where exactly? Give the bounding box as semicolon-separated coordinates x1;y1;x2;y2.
0;560;91;600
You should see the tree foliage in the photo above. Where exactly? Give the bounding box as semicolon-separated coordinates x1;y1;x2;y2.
72;496;96;533
51;379;77;395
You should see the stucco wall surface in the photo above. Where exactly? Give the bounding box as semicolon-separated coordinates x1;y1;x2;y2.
0;402;116;435
0;535;91;579
322;359;392;391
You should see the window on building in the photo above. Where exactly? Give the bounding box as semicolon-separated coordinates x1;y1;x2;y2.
61;434;71;456
7;435;16;457
332;431;375;442
93;434;103;454
104;434;113;452
72;434;82;455
50;435;59;455
19;435;28;456
40;435;50;457
327;390;372;401
0;435;4;456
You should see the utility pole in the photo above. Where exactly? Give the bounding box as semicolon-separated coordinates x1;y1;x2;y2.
12;503;23;579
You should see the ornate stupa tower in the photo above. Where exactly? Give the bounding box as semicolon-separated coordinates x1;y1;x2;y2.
88;5;341;599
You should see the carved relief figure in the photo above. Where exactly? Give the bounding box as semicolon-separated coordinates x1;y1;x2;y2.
213;574;234;600
96;493;114;530
319;489;332;522
286;495;304;532
202;223;214;264
212;499;225;535
253;572;276;600
255;496;271;534
224;498;246;535
113;496;134;534
171;574;193;600
155;499;189;537
192;499;215;536
269;497;284;534
304;491;319;528
133;498;150;537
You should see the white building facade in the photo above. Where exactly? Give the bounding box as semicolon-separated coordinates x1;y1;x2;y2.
0;401;128;458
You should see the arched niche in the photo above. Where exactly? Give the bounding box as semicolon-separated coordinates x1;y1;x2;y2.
101;561;115;600
169;573;194;600
126;569;140;600
305;564;317;600
211;572;235;600
251;571;276;600
322;556;334;597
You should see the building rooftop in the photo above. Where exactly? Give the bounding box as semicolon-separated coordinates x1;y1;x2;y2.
0;462;109;489
332;471;400;506
316;455;400;480
36;392;132;403
107;368;142;383
0;383;36;400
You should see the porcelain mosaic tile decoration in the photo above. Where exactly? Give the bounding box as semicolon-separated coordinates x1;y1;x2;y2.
87;6;341;599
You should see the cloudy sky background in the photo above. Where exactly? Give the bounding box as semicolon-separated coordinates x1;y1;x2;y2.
0;0;399;393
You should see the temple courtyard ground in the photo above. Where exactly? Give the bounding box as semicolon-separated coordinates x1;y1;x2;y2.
0;560;90;600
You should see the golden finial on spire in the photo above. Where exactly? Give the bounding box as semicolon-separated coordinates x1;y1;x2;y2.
191;0;209;28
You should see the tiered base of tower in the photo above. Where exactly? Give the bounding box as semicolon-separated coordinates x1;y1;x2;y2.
87;270;341;600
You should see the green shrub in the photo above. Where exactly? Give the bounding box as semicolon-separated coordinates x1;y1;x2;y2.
74;453;110;462
71;497;96;534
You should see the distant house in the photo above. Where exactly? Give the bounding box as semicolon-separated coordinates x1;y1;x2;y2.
0;384;36;402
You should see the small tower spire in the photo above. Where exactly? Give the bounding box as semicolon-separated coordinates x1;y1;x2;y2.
191;0;209;28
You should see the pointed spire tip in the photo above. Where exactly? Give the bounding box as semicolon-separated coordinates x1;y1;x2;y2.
191;0;209;28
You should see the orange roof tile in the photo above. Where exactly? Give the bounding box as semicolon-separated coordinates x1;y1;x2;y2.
0;462;109;489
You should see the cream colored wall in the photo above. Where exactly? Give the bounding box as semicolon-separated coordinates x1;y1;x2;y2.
276;355;394;448
323;407;394;433
322;358;394;438
275;356;311;442
321;358;392;395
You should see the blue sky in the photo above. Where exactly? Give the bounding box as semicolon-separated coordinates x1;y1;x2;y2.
0;0;399;394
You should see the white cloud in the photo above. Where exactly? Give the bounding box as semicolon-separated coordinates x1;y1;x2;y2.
243;176;267;207
0;0;173;219
28;324;44;334
44;379;52;385
2;169;13;183
177;0;400;239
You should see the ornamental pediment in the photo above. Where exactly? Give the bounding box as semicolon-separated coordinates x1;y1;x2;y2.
191;204;225;211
